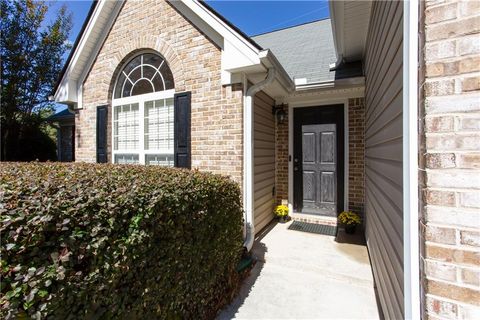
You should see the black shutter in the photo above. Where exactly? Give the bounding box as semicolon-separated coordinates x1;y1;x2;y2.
174;92;191;168
96;105;108;163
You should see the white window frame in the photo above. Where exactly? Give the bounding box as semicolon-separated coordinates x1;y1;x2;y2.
112;89;175;165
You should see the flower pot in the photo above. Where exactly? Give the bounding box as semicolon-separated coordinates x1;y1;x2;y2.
278;216;288;223
345;225;356;234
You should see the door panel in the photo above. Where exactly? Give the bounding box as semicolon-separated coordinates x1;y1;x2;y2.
303;171;316;202
321;172;335;203
302;133;316;163
321;132;335;163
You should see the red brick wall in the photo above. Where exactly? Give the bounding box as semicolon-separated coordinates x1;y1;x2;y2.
348;98;365;216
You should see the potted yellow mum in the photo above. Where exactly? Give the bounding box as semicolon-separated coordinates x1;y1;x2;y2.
338;211;362;234
274;204;289;223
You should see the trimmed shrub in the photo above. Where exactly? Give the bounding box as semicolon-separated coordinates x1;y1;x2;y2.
0;163;244;319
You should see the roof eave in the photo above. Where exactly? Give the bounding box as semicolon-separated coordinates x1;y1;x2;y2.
329;0;372;63
52;0;99;98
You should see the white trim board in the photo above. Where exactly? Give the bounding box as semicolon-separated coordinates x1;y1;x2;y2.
287;98;350;217
403;0;421;319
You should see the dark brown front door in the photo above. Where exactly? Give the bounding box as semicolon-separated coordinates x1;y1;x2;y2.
301;124;337;215
293;105;344;216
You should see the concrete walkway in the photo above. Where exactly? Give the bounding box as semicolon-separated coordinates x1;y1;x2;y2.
218;221;380;319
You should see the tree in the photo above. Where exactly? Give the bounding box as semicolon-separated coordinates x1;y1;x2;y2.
1;0;72;161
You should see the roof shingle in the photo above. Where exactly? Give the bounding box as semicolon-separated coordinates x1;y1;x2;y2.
252;19;337;84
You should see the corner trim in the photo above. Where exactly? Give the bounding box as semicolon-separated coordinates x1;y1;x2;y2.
403;0;421;319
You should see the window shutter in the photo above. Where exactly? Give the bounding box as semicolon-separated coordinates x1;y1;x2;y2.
174;92;191;168
96;105;108;163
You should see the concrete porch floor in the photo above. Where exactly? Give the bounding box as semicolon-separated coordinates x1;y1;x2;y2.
218;221;381;319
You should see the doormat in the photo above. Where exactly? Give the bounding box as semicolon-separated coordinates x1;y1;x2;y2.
288;221;337;236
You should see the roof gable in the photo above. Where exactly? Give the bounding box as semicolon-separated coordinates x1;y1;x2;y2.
54;0;265;105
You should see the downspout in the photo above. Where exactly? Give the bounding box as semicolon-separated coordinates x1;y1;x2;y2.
243;67;276;251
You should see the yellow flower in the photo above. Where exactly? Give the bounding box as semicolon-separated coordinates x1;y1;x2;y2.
274;205;289;217
338;211;361;225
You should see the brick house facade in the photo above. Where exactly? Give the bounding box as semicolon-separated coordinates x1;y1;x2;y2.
78;0;244;186
51;0;479;318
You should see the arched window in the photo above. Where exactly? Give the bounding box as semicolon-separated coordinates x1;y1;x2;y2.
112;52;175;166
114;53;174;99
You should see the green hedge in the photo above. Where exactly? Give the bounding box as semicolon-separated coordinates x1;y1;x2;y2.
0;163;244;319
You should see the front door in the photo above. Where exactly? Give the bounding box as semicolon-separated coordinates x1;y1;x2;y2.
293;105;344;216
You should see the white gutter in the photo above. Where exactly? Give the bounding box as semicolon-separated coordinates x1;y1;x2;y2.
258;50;295;93
243;67;276;251
403;0;420;319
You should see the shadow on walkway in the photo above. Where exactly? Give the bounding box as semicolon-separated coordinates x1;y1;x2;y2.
334;226;366;246
217;221;380;319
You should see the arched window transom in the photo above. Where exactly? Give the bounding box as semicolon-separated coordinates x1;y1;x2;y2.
112;52;175;166
114;53;174;99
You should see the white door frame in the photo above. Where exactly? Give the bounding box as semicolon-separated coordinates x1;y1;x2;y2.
287;98;350;215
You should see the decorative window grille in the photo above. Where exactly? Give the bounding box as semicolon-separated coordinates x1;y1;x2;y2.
114;53;174;99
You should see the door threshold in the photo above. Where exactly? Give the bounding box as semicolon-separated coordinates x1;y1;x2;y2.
291;212;338;226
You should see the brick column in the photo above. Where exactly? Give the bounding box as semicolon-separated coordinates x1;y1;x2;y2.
348;98;365;216
275;107;289;205
421;1;480;318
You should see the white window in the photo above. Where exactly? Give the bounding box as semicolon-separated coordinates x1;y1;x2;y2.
112;53;175;165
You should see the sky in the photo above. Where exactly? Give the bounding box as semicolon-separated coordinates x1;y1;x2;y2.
46;0;330;47
45;0;329;111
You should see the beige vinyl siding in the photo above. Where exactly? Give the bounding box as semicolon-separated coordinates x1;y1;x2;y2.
364;1;404;319
253;91;276;233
